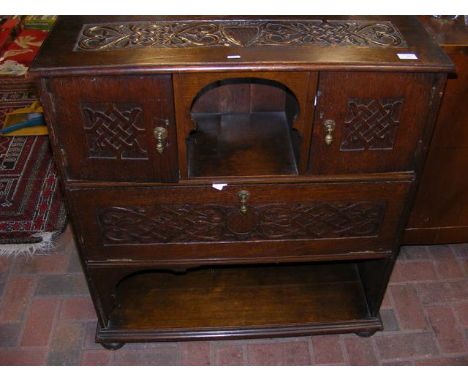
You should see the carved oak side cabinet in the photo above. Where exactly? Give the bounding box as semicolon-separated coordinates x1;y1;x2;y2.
30;16;452;349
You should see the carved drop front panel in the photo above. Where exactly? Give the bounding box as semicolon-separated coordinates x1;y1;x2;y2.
47;75;178;182
75;19;406;51
98;201;386;244
340;98;404;151
67;182;411;261
82;102;147;160
310;72;435;174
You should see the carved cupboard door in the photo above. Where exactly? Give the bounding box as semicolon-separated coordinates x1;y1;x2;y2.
309;72;436;174
46;75;178;182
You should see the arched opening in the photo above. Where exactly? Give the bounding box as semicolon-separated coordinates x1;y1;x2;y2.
187;78;301;177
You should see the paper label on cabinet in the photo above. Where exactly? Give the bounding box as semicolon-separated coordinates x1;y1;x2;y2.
212;183;227;191
397;53;418;60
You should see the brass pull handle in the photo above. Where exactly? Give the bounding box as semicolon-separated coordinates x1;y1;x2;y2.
238;190;250;214
153;126;168;154
323;119;335;146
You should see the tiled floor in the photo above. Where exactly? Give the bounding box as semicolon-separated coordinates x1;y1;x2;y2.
0;226;467;365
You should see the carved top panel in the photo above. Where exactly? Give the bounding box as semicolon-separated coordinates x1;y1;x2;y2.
74;19;407;52
30;16;454;74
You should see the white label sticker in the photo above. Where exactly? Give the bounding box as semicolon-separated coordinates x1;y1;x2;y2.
227;55;241;59
397;53;418;60
212;183;228;191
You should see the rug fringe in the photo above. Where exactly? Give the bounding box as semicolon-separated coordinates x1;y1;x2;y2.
0;232;57;256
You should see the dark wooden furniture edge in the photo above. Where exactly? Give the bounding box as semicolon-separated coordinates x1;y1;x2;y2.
85;250;392;269
95;318;383;343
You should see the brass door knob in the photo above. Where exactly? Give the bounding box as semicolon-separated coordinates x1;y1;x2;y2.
153;126;168;154
323;119;335;146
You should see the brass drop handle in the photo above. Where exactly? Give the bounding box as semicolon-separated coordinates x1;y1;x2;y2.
323;119;335;146
238;190;250;214
153;126;168;154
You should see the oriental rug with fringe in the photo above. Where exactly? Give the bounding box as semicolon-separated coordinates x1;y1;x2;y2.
0;79;66;252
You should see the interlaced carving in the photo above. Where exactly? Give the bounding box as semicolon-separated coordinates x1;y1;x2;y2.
98;201;386;244
340;98;404;151
75;19;406;51
82;103;147;159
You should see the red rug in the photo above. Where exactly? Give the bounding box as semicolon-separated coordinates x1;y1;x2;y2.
0;78;67;246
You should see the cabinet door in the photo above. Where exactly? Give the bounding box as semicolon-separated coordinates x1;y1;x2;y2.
47;75;178;182
309;72;435;174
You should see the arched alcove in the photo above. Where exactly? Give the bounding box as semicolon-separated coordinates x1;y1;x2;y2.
186;78;301;177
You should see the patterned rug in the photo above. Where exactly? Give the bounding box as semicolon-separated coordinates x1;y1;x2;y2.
0;78;66;249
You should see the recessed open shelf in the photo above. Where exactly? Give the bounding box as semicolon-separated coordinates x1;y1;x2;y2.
187;78;300;178
102;262;381;340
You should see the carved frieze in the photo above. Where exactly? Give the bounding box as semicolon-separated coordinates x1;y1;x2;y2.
75;19;407;51
98;201;386;245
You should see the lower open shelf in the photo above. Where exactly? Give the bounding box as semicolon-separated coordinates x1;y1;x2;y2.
97;262;382;342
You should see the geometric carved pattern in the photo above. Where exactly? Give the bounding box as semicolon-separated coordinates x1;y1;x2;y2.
75;19;406;51
81;103;147;159
340;98;404;151
98;201;386;245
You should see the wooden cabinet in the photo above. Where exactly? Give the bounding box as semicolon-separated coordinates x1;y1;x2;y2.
30;16;452;349
404;16;468;244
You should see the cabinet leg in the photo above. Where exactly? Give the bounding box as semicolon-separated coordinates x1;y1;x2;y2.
355;330;378;338
101;342;125;350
